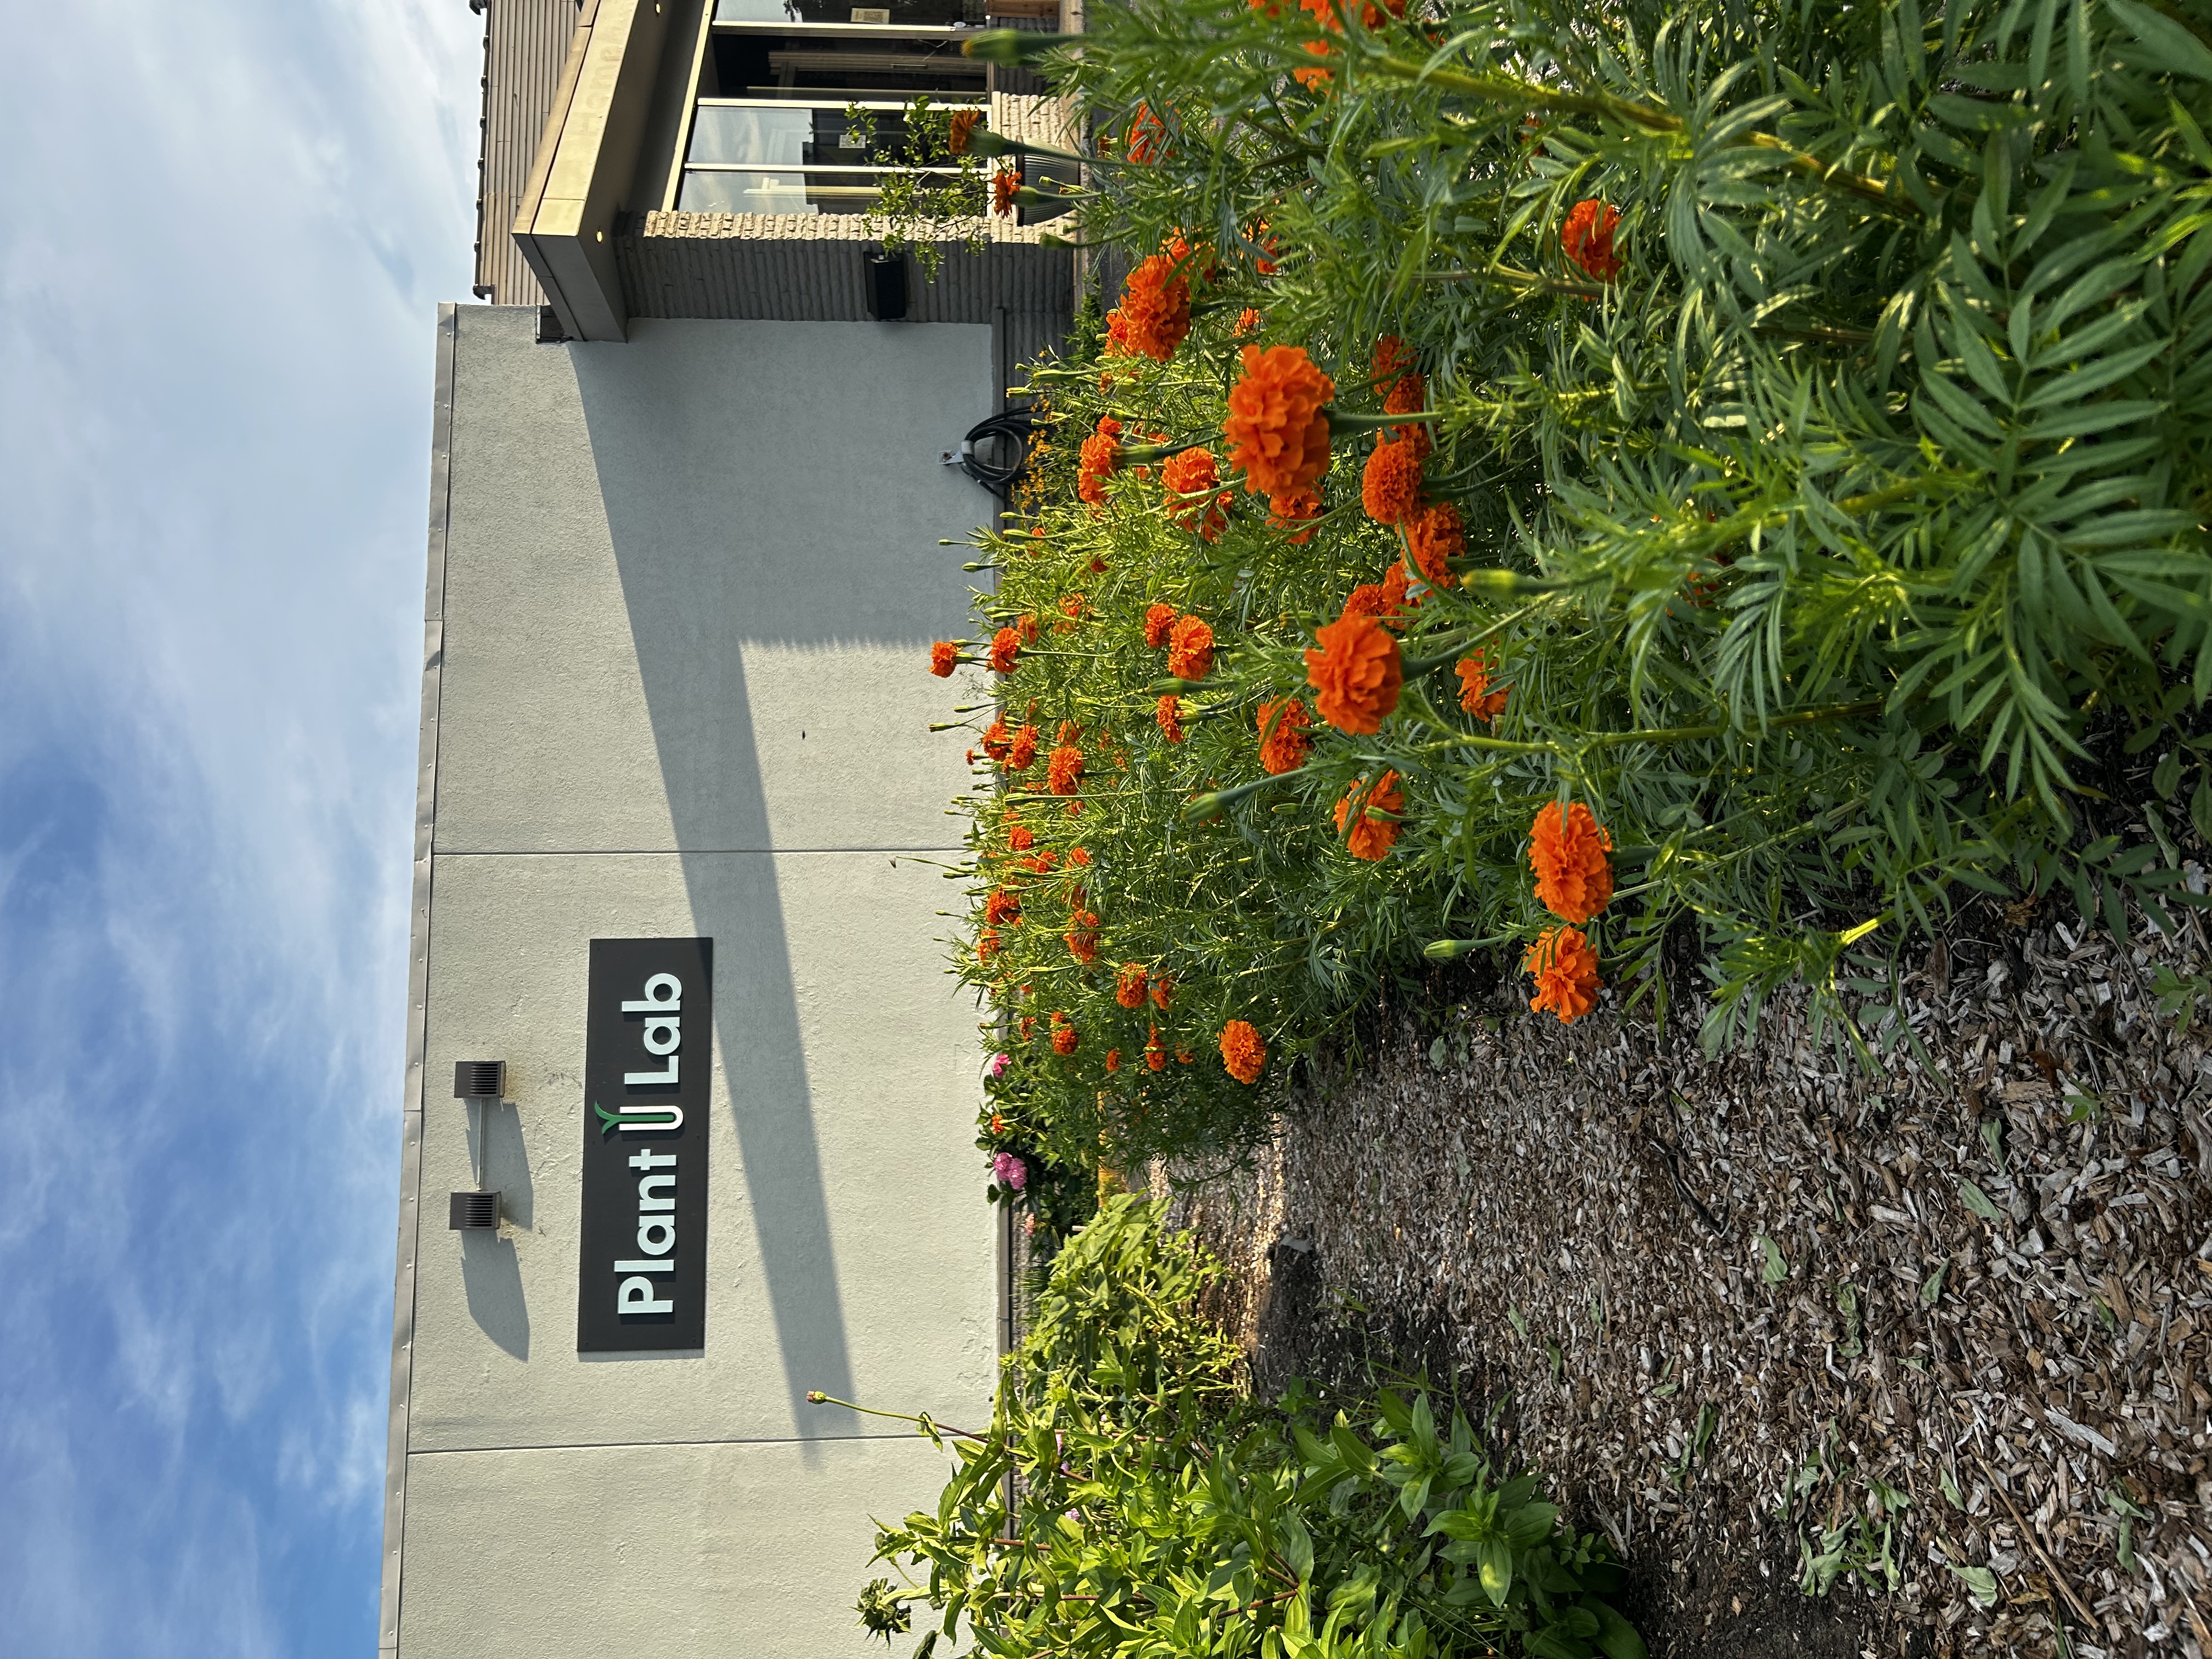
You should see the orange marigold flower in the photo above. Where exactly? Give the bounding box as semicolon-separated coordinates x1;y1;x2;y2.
1150;972;1175;1009
1306;611;1403;733
1018;612;1041;644
1224;345;1334;504
1115;962;1149;1008
1118;252;1193;362
1068;846;1091;867
978;927;1000;960
1358;0;1407;25
1562;200;1623;281
1234;307;1261;336
988;627;1021;674
1455;648;1510;723
1144;601;1178;648
1266;483;1322;544
1058;592;1085;631
1384;559;1422;625
1007;725;1039;770
1525;927;1602;1023
1167;614;1215;681
1105;1047;1122;1072
929;640;960;676
1145;1025;1166;1070
1047;743;1085;795
983;716;1013;763
948;109;983;155
1021;849;1056;873
1372;335;1413;385
1155;694;1186;743
1381;371;1432;460
1104;309;1133;358
1343;582;1389;619
1078;422;1121;506
991;168;1021;218
1334;770;1405;861
1051;1020;1079;1055
984;888;1022;928
1250;221;1279;276
1220;1019;1267;1084
1406;501;1463;588
1290;0;1341;87
1176;1046;1194;1064
1127;101;1167;163
1161;447;1227;541
1065;910;1099;964
1019;1014;1036;1040
1256;697;1313;774
1529;800;1615;924
1007;823;1034;851
1361;435;1424;526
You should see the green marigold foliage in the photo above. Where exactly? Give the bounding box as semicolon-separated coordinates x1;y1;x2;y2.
955;0;2212;1164
864;1198;1644;1659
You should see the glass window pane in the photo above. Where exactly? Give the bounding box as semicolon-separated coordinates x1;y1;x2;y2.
678;169;817;213
686;106;814;166
715;1;974;22
678;168;934;216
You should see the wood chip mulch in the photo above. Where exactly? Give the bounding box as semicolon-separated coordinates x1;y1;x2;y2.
1155;904;2212;1658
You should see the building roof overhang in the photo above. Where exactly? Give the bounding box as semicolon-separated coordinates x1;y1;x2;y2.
514;0;682;341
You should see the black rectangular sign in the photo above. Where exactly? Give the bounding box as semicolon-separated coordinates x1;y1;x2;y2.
578;936;712;1352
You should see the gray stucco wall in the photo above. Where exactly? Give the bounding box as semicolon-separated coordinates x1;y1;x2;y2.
389;307;999;1656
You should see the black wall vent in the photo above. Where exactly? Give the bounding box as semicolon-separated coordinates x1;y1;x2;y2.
449;1190;500;1231
866;251;908;321
453;1059;506;1099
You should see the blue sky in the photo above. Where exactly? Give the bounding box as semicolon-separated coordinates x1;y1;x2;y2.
0;3;479;1651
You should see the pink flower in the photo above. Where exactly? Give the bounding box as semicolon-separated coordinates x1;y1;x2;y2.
992;1151;1028;1191
986;1052;1011;1079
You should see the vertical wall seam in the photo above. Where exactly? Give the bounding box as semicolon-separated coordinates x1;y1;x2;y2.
379;301;459;1657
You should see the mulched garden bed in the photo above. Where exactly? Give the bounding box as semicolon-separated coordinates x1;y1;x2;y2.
1155;903;2212;1658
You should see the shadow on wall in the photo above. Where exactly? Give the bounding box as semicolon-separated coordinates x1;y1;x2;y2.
461;1100;532;1361
571;319;997;1435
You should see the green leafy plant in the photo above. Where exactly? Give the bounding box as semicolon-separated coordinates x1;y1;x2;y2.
840;1197;1645;1658
851;94;990;275
934;0;2212;1170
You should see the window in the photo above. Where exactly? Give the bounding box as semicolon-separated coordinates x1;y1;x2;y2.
673;14;987;215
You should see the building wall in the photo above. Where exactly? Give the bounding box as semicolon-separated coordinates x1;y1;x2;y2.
386;304;1000;1656
475;0;581;306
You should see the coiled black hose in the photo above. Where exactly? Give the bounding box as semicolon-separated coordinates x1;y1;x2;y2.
957;410;1036;502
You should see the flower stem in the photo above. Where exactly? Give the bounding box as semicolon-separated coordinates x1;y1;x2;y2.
1183;768;1314;820
804;1392;991;1442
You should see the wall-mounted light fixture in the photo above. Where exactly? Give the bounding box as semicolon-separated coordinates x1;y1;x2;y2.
449;1190;499;1230
450;1059;506;1231
453;1059;505;1099
865;249;908;321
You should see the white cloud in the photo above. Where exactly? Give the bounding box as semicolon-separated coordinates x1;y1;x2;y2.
0;0;483;1650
